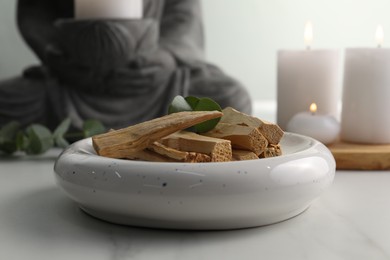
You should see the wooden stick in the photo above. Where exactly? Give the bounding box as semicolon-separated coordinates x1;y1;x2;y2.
148;142;211;163
204;123;268;156
220;107;284;145
259;144;282;158
232;150;259;161
125;149;177;162
161;131;232;162
92;111;223;158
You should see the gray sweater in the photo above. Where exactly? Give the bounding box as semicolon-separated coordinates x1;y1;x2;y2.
0;0;251;130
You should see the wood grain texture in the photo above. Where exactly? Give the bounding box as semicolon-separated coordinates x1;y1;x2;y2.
92;111;223;158
204;123;268;156
220;107;284;145
328;142;390;170
161;131;232;162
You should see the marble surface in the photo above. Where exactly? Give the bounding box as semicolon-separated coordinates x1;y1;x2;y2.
1;151;390;260
1;103;390;260
54;133;335;230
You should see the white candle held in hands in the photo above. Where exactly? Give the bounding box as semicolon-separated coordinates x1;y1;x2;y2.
287;103;340;145
75;0;143;19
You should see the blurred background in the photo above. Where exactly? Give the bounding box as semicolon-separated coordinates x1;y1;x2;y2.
0;0;389;101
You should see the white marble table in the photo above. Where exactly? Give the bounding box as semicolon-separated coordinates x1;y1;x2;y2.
1;151;390;260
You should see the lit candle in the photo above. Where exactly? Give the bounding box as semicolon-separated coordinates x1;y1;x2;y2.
375;25;384;48
75;0;143;19
304;21;313;49
341;25;390;144
287;103;340;145
277;21;341;130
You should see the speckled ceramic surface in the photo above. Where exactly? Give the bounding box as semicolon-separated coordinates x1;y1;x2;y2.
54;133;335;230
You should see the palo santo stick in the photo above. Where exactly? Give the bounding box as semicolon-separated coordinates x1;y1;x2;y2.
148;142;188;161
186;153;213;163
93;111;222;158
125;149;176;162
259;144;282;158
161;131;232;162
220;107;284;145
148;142;211;163
204;123;268;156
232;150;259;161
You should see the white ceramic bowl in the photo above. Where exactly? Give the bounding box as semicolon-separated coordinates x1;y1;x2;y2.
54;133;335;230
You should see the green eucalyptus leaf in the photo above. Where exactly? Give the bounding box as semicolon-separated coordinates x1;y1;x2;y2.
192;97;222;112
167;95;222;134
55;135;69;149
16;131;29;151
184;96;200;110
191;97;222;133
83;119;106;138
0;141;18;155
25;124;54;155
0;121;21;141
53;118;71;138
0;121;21;154
168;95;193;114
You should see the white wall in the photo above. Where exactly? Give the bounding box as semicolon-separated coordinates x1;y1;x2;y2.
1;0;390;100
0;2;37;79
203;0;390;100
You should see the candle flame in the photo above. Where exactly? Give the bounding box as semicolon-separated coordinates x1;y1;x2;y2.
304;21;313;49
376;25;384;48
310;103;317;114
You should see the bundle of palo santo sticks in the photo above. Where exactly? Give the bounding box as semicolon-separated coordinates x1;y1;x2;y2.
92;107;284;163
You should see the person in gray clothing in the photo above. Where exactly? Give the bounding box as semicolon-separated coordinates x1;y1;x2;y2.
0;0;252;131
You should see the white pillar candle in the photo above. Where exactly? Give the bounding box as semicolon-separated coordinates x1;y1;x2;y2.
277;21;341;130
75;0;143;19
287;103;340;145
341;26;390;144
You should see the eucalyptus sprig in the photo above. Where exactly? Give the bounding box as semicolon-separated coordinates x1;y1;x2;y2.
168;95;222;133
0;118;105;156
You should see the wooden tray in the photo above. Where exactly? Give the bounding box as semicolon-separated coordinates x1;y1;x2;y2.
327;142;390;170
